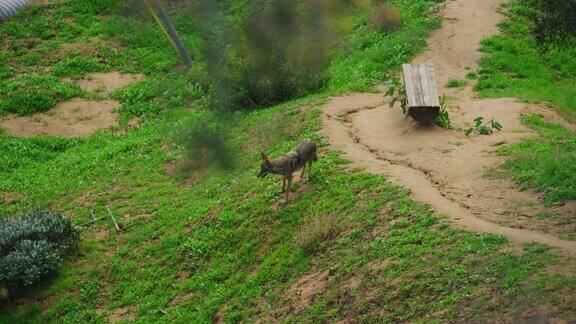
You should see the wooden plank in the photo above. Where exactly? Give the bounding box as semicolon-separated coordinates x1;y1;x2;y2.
423;63;440;107
419;64;433;107
402;63;440;108
402;64;417;108
410;64;424;107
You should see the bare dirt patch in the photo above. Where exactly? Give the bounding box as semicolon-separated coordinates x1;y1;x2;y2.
93;228;109;242
76;72;144;96
213;307;226;324
57;38;122;58
108;306;136;323
366;259;392;272
1;191;25;204
272;181;312;211
290;270;331;312
168;293;194;307
1;98;120;137
1;69;143;138
340;273;363;292
322;0;576;255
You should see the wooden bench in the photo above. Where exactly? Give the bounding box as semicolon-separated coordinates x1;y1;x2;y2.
402;63;440;123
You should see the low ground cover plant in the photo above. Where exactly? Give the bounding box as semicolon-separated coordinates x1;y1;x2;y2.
0;211;80;299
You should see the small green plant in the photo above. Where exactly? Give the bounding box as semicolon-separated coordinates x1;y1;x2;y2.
465;117;503;136
466;71;477;79
435;94;453;129
446;79;468;88
386;77;408;113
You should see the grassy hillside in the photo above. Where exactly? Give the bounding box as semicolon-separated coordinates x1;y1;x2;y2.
476;1;576;123
3;100;576;322
476;0;576;208
1;0;575;322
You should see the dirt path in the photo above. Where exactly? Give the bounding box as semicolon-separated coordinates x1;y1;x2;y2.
322;0;576;254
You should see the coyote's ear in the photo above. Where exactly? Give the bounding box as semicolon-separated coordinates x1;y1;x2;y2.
261;152;272;164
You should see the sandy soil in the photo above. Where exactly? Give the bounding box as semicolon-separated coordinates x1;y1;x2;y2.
290;270;331;312
0;72;143;137
76;72;143;96
322;0;576;254
1;98;120;137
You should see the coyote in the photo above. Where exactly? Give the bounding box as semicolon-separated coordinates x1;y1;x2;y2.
259;139;318;202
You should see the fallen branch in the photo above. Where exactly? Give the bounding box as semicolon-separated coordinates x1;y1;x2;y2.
82;216;106;226
106;205;121;231
80;210;104;226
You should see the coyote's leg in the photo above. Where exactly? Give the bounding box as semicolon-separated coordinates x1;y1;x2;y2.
300;163;306;180
307;161;313;179
282;176;286;193
285;175;293;201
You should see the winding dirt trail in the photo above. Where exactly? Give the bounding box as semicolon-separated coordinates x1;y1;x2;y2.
322;0;576;254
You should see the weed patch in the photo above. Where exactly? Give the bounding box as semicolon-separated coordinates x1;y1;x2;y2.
446;79;468;88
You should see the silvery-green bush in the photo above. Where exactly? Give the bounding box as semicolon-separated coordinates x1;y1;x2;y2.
0;240;62;289
0;211;80;297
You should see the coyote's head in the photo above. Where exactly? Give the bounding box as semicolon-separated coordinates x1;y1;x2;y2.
258;152;273;178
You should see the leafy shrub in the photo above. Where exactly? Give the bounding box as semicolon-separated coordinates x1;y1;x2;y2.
435;95;453;129
0;240;62;289
0;211;80;297
0;210;80;255
193;0;356;111
527;0;576;45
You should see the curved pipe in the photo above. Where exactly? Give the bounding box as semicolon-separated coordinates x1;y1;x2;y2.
0;0;30;21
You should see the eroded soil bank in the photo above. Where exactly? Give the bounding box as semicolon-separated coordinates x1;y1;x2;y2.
322;0;576;254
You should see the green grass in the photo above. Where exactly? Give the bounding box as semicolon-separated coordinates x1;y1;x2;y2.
1;0;575;322
445;79;468;88
328;0;442;92
498;115;576;206
475;0;576;207
476;0;576;123
1;102;575;322
0;74;82;115
0;1;180;116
